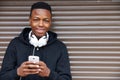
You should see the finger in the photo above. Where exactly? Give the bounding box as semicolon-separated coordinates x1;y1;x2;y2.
22;61;39;69
24;61;35;65
21;61;31;68
23;68;40;74
24;71;37;75
39;66;45;70
23;68;39;72
28;64;40;69
36;61;45;65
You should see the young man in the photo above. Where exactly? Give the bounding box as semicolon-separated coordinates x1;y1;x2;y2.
0;2;72;80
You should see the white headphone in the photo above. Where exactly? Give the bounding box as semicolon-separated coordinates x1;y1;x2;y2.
29;31;49;47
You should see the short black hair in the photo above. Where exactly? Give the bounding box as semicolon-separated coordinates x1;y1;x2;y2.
30;2;52;17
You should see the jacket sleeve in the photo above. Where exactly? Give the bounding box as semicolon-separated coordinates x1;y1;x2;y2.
0;39;20;80
47;43;72;80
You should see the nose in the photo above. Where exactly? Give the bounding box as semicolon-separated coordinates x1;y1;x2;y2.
39;20;43;26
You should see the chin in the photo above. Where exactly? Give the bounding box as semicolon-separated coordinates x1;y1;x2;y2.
37;33;45;37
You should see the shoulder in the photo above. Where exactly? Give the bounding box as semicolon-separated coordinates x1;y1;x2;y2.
7;37;19;47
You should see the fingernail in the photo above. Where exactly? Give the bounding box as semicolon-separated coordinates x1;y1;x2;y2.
36;65;39;67
38;69;41;71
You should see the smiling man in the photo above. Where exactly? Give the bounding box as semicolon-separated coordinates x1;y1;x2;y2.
0;2;72;80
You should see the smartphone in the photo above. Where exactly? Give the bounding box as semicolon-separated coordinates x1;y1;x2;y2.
28;55;39;63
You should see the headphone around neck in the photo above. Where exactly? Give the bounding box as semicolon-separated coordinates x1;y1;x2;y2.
29;31;49;47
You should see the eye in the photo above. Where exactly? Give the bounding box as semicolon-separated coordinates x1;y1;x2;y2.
44;19;50;23
33;18;40;22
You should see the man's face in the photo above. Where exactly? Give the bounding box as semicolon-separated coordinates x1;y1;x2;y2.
29;9;52;38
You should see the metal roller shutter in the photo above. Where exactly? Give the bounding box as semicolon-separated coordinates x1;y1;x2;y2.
0;0;120;80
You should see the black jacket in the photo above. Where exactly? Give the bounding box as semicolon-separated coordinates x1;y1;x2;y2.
0;28;72;80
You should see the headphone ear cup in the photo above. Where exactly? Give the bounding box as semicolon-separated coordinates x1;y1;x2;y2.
29;35;39;47
38;37;47;47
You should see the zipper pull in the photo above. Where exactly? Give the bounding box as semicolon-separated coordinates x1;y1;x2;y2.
37;47;39;50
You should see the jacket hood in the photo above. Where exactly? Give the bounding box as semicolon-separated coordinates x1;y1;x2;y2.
18;28;57;46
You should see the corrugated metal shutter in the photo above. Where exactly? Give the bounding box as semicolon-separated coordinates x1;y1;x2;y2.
0;0;120;80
